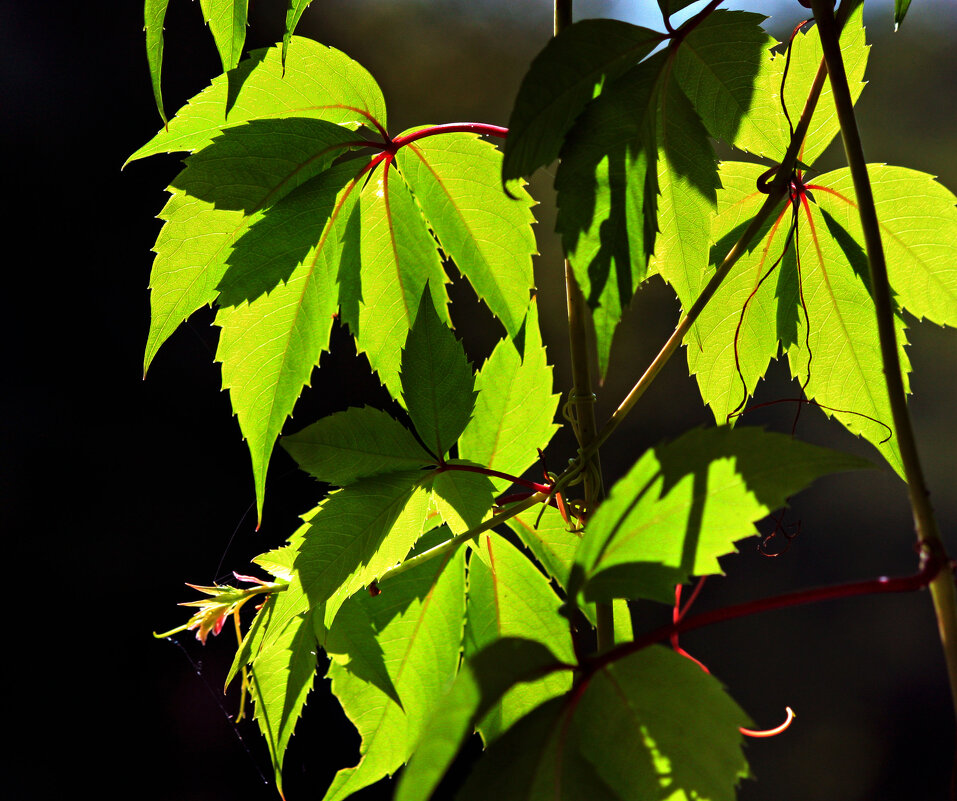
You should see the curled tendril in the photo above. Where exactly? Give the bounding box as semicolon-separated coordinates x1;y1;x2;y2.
740;707;797;738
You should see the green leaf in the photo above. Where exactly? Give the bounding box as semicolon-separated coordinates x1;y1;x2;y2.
145;122;359;374
395;638;569;801
459;299;560;492
505;503;582;592
673;10;779;157
575;646;750;801
647;65;720;320
430;464;495;533
198;0;248;73
575;426;871;604
686;160;787;422
465;534;574;742
658;0;699;16
283;1;315;66
295;473;437;628
784;193;909;475
555;56;662;376
775;5;868;165
400;290;476;456
128;37;386;162
503;19;662;182
457;696;620;801
396;132;537;339
282;406;434;486
213;165;363;522
813;165;957;328
216;158;362;306
339;166;450;403
248;607;317;794
895;0;913;29
322;538;466;801
144;0;170;125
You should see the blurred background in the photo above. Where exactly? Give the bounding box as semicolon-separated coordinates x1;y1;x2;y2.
3;1;955;798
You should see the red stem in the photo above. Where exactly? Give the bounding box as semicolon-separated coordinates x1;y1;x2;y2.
587;553;948;673
438;462;551;495
390;123;508;150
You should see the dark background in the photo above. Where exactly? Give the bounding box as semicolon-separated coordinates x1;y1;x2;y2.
3;1;956;799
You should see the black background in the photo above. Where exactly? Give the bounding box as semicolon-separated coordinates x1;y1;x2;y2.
4;1;956;799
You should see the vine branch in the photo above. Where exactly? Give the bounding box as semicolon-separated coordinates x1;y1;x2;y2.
809;0;957;719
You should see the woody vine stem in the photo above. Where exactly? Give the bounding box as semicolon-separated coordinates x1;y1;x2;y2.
809;0;957;719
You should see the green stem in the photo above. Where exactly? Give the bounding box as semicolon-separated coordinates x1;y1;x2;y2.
553;0;614;653
809;0;957;721
375;492;549;585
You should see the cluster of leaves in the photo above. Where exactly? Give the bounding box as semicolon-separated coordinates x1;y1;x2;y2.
138;1;956;799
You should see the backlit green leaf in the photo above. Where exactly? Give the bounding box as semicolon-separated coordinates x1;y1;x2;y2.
395;638;569;801
145;121;358;375
282;406;434;486
214;166;363;522
430;464;494;533
283;1;315;67
295;472;428;626
144;0;170;125
575;426;871;604
686;160;787;422
503;19;662;182
459;299;560;491
249;607;317;794
505;503;582;592
784;194;909;475
397;132;537;339
199;0;248;73
648;66;720;318
465;534;574;742
400;290;475;456
555;55;662;376
813;165;957;328
673;10;779;157
576;646;750;801
322;539;465;801
340;167;450;403
128;37;386;162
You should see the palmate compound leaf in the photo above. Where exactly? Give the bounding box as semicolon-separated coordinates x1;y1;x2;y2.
394;638;570;801
456;646;750;801
212;157;365;521
338;163;451;405
812;165;957;328
281;406;435;486
689;160;915;475
464;533;575;742
144;120;360;375
198;0;248;73
502;19;663;183
128;36;386;163
144;0;170;125
322;533;466;801
573;426;871;605
400;290;476;458
396;132;537;340
505;502;582;591
458;298;560;491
